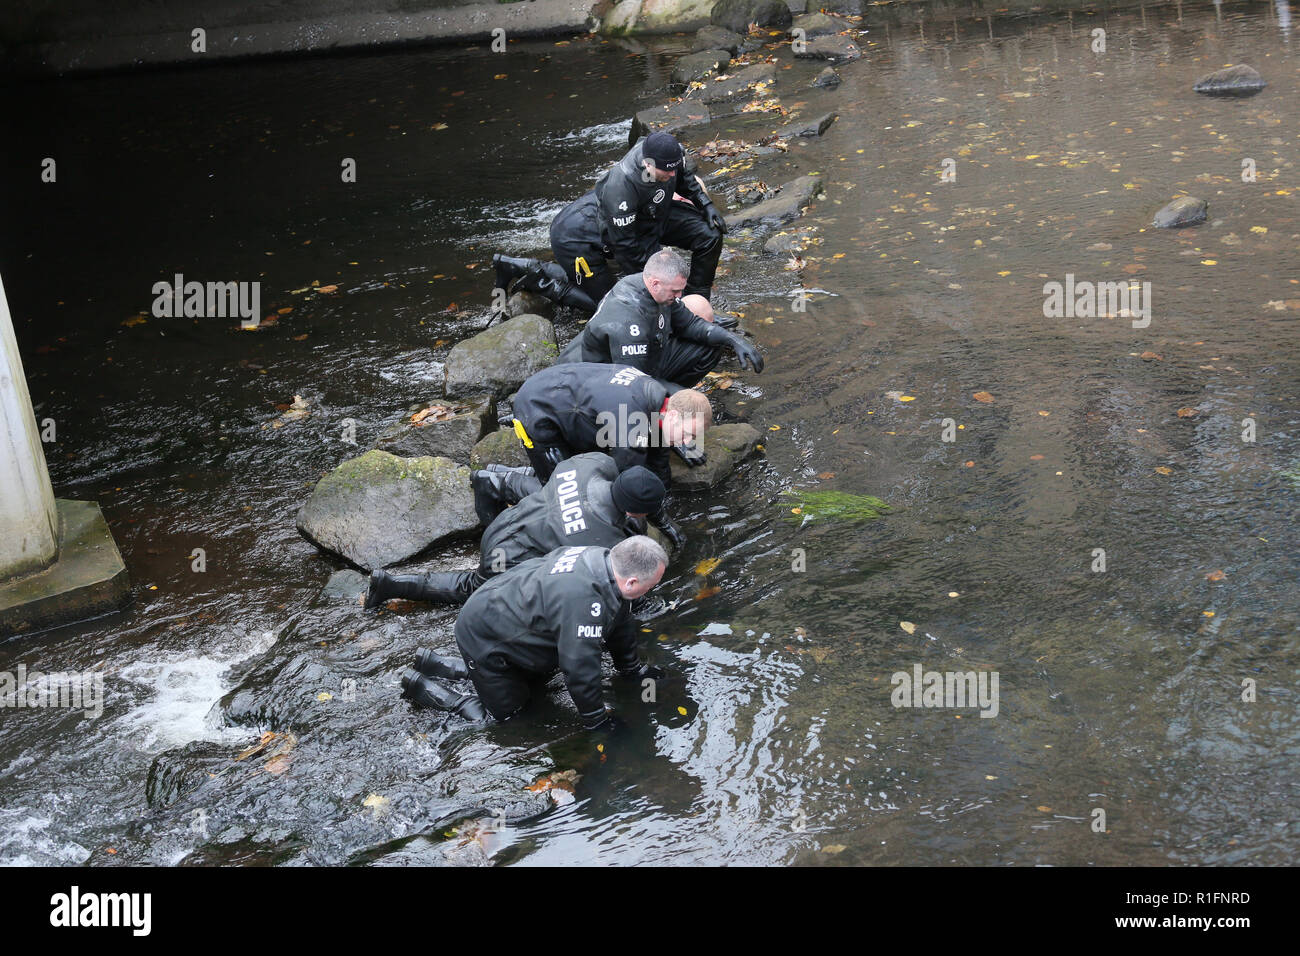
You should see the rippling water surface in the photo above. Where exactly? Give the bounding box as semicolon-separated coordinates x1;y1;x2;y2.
0;3;1296;866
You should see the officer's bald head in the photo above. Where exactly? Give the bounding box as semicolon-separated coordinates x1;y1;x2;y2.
610;535;667;599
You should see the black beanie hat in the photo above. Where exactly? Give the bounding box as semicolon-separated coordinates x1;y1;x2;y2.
642;132;685;173
611;467;666;515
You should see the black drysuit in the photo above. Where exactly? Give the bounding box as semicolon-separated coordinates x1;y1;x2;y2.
453;545;642;725
511;362;673;487
450;453;643;598
548;140;723;308
555;272;728;389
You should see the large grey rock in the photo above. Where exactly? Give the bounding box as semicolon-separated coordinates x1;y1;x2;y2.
812;66;842;89
670;423;763;489
696;61;778;105
1193;64;1266;97
630;100;713;145
375;394;496;462
672;49;731;86
795;34;861;61
791;12;846;38
725;174;823;229
691;25;753;55
296;450;478;570
444;313;557;398
777;111;837;139
1152;196;1208;229
785;0;808;13
469;428;532;470
710;0;793;34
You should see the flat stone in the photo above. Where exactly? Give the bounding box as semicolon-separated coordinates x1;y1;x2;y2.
630;100;714;145
375;394;496;463
777;111;837;139
672;49;731;87
469;428;532;470
321;569;368;603
444;313;557;399
784;0;809;13
1193;64;1266;97
695;61;778;106
711;0;793;34
725;174;823;230
795;34;861;61
670;423;763;490
791;12;847;37
1152;196;1208;229
296;451;478;570
0;499;130;637
812;66;841;89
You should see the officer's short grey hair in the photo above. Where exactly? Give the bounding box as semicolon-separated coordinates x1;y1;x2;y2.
610;535;668;580
644;249;689;282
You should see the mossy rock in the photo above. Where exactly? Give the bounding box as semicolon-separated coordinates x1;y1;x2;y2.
296;450;478;570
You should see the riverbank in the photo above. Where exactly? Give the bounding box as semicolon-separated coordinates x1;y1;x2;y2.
2;0;1272;75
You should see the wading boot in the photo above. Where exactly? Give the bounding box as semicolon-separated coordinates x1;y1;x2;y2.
365;569;477;609
400;669;488;721
413;647;470;681
493;254;596;313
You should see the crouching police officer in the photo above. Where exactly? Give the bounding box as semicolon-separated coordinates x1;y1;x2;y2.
510;362;713;548
365;454;665;608
492;132;726;316
399;536;667;729
555;248;762;389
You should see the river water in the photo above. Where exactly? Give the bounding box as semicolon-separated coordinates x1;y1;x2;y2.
0;1;1296;865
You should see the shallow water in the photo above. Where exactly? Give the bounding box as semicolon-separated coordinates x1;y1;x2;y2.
0;3;1296;866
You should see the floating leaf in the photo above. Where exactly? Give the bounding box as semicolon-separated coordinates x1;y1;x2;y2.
972;391;995;403
695;585;722;600
899;621;916;634
1155;466;1173;475
694;557;722;576
316;284;339;294
1206;569;1226;581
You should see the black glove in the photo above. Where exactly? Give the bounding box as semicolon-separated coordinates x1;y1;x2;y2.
671;443;707;468
704;203;728;235
652;499;686;549
703;324;763;373
622;514;648;535
730;336;764;373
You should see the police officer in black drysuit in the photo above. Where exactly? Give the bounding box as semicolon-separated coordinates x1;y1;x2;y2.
399;537;667;729
555;249;763;390
365;453;666;608
508;362;713;548
491;132;727;316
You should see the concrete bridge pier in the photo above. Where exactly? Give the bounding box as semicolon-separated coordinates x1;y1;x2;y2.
0;273;129;637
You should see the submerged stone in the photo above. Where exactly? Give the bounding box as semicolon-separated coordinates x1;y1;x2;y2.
812;66;842;89
1192;64;1266;97
1152;196;1208;228
780;488;890;522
